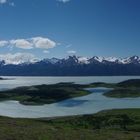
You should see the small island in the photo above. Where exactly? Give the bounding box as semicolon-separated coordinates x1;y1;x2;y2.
0;77;14;80
0;77;8;80
0;83;91;105
104;79;140;98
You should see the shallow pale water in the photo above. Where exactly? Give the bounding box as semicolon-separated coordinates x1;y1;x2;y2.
0;76;139;118
0;87;139;118
1;76;140;89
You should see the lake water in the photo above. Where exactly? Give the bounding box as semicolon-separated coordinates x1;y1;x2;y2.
1;76;140;90
0;76;139;118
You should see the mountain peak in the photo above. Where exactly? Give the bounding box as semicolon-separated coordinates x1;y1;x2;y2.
0;55;140;65
0;55;140;76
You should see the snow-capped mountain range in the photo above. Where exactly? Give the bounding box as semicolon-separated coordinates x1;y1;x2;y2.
66;55;140;65
0;55;140;65
0;55;140;76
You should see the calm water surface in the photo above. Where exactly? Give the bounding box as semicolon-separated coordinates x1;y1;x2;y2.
0;76;139;118
1;76;140;89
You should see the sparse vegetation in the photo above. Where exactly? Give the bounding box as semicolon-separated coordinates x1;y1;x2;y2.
0;109;139;140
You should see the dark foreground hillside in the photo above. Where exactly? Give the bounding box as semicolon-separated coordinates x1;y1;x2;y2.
0;109;139;140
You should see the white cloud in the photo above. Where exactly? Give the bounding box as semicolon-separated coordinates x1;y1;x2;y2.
9;2;15;6
0;40;8;47
43;50;50;54
0;0;7;4
0;36;57;50
0;0;15;6
67;50;76;54
10;39;33;49
32;37;56;49
66;44;72;48
0;53;38;65
57;0;70;3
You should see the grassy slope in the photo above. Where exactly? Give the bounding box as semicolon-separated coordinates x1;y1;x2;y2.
0;109;139;140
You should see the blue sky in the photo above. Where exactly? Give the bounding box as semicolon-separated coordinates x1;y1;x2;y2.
0;0;140;59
